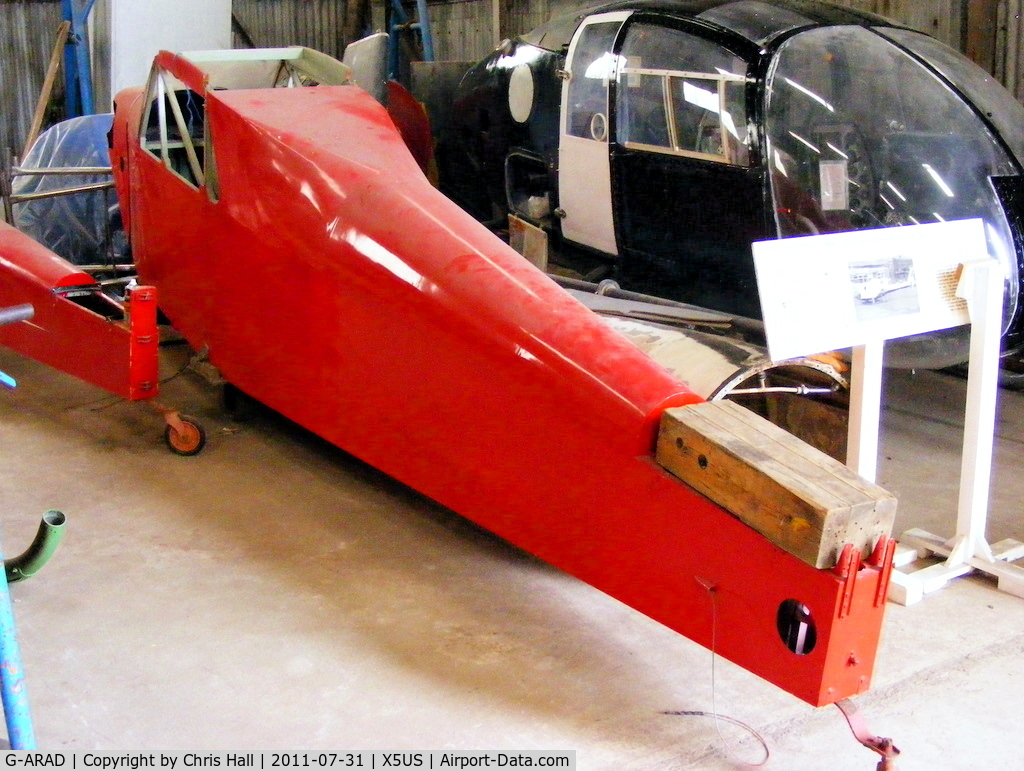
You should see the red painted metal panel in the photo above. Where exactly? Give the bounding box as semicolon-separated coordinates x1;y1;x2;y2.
0;221;92;289
110;66;892;706
126;285;160;400
0;221;156;401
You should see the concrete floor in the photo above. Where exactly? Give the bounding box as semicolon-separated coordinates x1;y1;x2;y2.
0;343;1022;768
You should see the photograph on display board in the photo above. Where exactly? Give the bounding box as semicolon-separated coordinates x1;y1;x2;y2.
849;256;920;322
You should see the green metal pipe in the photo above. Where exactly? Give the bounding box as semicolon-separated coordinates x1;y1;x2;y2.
5;511;66;583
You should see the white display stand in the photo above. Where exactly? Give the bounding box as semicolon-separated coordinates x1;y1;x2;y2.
752;220;1024;606
888;260;1024;605
846;340;884;483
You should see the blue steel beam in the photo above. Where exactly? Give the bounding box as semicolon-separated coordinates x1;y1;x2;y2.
62;0;98;117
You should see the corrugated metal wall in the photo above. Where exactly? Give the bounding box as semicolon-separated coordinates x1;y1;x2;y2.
428;0;505;63
426;0;1022;100
1;1;1022;157
996;0;1024;100
425;0;971;59
1;0;64;157
840;0;965;49
231;0;346;57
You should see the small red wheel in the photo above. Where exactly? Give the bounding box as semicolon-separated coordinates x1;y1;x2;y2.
164;415;206;456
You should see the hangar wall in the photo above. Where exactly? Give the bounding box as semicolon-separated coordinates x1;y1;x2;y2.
230;0;346;56
423;0;1021;97
995;0;1023;98
2;1;1023;164
1;0;64;160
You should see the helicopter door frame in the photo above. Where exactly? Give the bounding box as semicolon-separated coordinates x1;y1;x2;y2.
557;11;631;255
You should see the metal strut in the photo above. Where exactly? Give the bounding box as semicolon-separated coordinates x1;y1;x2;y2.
835;698;900;770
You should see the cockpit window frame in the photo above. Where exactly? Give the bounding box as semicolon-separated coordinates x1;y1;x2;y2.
139;67;209;192
617;64;751;164
612;19;756;168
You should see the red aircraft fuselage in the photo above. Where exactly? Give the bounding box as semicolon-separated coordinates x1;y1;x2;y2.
0;48;895;707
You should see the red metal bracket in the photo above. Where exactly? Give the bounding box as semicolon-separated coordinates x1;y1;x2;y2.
832;537;896;619
869;537;897;607
833;543;862;619
836;698;900;770
126;284;159;400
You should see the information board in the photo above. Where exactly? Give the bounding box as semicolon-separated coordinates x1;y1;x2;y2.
752;218;991;361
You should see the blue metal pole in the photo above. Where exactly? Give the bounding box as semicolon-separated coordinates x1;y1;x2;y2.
76;0;97;115
388;0;408;80
61;0;80;117
61;0;97;116
0;532;36;750
414;0;434;61
0;304;38;749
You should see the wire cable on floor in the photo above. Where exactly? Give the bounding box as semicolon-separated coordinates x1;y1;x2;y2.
663;578;771;767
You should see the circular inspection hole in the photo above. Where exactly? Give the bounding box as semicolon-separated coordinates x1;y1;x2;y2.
776;599;817;655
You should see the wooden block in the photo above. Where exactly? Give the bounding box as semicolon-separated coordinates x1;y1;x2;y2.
508;214;549;271
656;400;896;569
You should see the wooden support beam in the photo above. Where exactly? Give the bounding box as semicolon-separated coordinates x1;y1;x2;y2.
657;400;896;569
22;21;72;163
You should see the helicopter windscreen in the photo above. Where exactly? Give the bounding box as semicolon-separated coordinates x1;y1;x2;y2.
874;27;1024;169
764;25;1019;331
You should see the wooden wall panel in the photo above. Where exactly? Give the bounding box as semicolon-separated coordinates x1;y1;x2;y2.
996;0;1023;100
420;0;1020;105
231;0;346;58
2;1;1022;177
842;0;966;49
1;0;64;159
